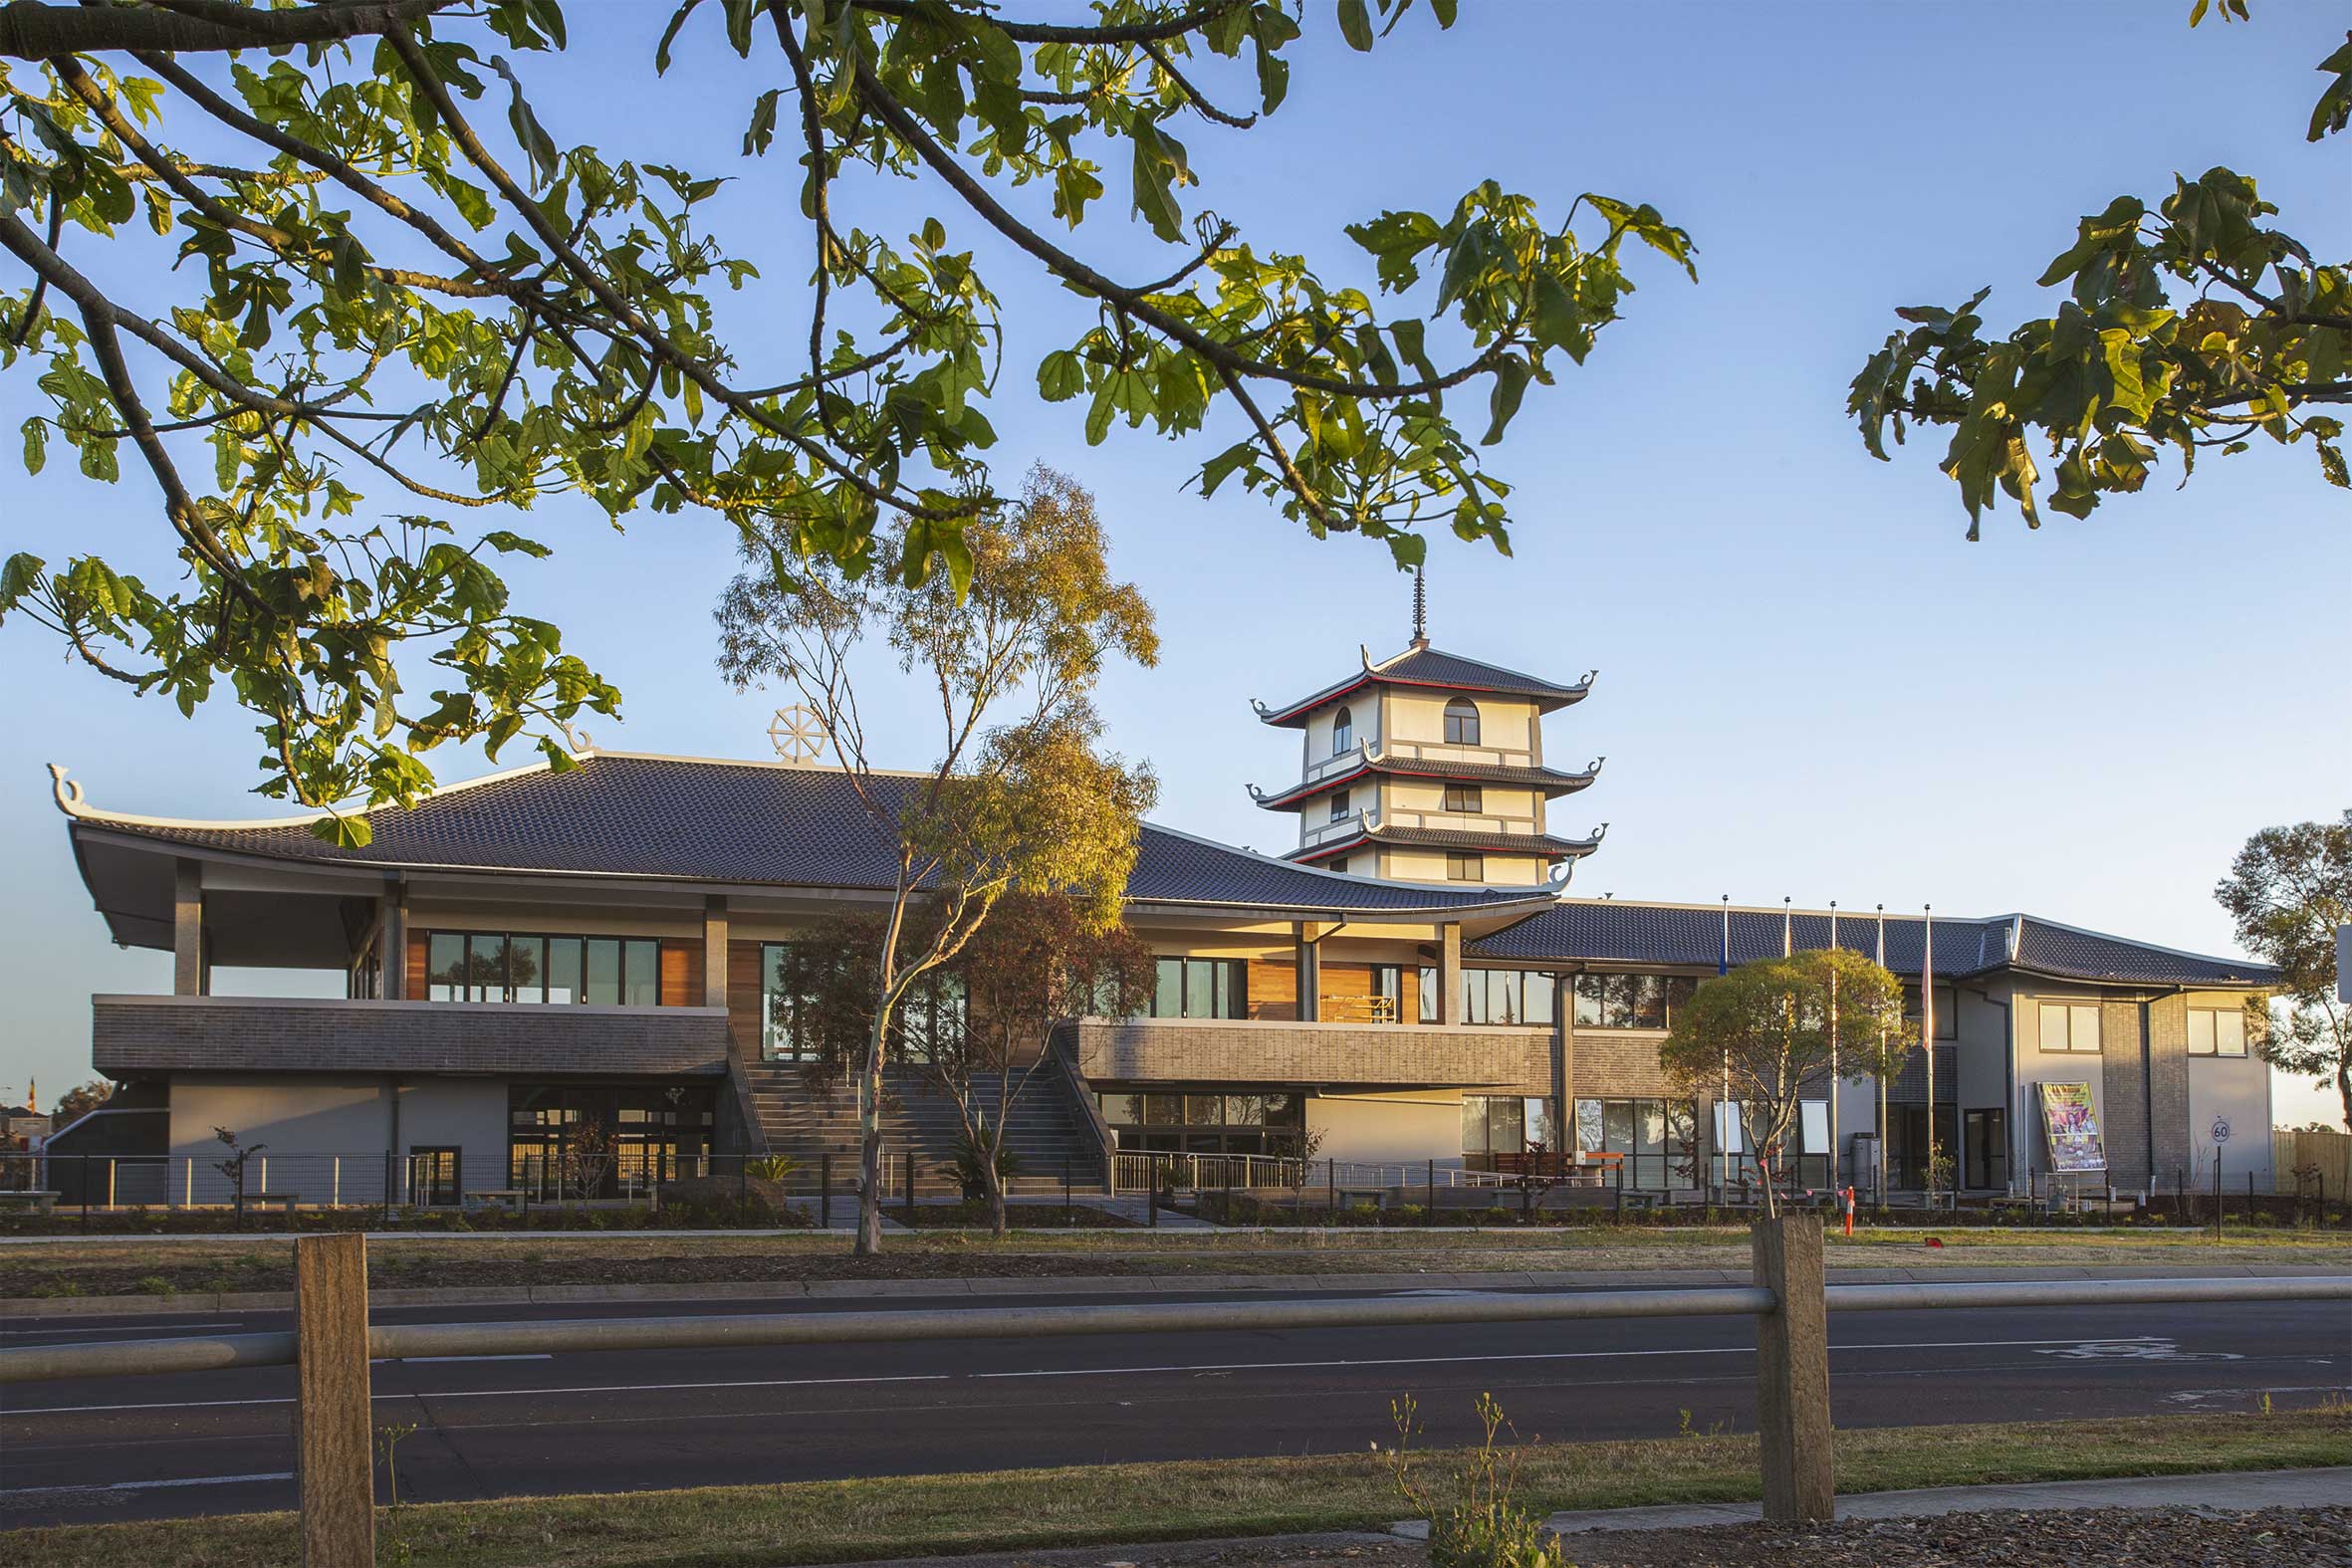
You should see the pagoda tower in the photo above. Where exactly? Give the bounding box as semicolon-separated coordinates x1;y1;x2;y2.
1247;571;1606;887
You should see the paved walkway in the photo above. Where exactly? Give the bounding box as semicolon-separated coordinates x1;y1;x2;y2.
1533;1464;2352;1535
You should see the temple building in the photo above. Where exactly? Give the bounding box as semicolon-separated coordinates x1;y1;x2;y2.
35;601;2283;1206
1249;583;1605;887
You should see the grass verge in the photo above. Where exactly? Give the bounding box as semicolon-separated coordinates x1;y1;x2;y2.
3;1408;2344;1568
8;1226;2351;1301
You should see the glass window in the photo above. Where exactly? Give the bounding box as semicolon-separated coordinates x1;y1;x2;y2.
428;933;467;1002
508;936;546;1004
1329;789;1350;822
1442;784;1484;813
1097;1093;1141;1126
1488;969;1518;1024
1523;973;1554;1026
1331;705;1353;754
1184;1094;1223;1127
2071;1004;2100;1054
2190;1007;2247;1057
1447;851;1485;882
1142;1093;1183;1126
587;938;621;1007
1418;965;1439;1023
1330;856;1349;876
1629;975;1666;1030
2039;1002;2071;1052
1443;698;1481;746
1525;1097;1555;1154
1152;957;1182;1018
467;934;509;1002
1714;1100;1745;1153
623;939;659;1008
1637;1101;1666;1154
1486;1095;1525;1155
1603;1099;1636;1153
1462;1097;1490;1155
1573;975;1605;1028
1575;1098;1603;1157
1800;1100;1830;1155
2038;1002;2100;1053
1905;983;1960;1039
547;938;582;1005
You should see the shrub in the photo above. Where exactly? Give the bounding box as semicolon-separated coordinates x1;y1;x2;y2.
135;1274;175;1296
1387;1393;1565;1568
745;1155;800;1183
950;1132;1023;1201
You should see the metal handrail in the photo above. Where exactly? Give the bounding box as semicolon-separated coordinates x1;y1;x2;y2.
7;1273;2348;1386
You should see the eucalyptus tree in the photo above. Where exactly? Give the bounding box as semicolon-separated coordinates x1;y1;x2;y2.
0;0;1692;836
1851;1;2351;535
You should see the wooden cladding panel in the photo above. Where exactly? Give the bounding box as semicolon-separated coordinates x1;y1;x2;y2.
727;940;768;1052
405;933;427;1003
1248;957;1297;1022
658;941;697;1008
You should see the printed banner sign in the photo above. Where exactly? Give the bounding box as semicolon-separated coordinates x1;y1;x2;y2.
2038;1082;2107;1174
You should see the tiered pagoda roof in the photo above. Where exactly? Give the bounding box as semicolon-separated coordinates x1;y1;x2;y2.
1253;642;1595;727
1250;754;1603;811
1292;820;1606;869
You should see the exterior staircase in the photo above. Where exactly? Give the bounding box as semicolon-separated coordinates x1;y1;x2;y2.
737;1061;1103;1194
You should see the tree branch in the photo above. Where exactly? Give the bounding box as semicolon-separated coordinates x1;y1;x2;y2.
0;0;459;60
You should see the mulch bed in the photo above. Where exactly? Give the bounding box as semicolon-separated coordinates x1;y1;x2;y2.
1561;1505;2352;1567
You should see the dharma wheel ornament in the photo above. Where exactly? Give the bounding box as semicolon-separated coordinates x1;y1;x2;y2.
768;704;827;765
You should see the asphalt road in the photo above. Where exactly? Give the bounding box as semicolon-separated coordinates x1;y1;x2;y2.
3;1285;2346;1528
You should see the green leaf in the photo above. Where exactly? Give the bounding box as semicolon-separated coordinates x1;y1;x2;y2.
1483;355;1530;445
21;418;45;477
744;89;781;156
655;0;706;73
1036;349;1086;402
1336;0;1374;52
1129;119;1187;244
309;813;373;848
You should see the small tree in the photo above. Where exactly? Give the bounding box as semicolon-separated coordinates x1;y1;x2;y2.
1658;951;1912;1218
50;1078;113;1123
2217;809;2351;1130
944;893;1154;1238
561;1115;615;1204
211;1125;264;1222
717;466;1158;1254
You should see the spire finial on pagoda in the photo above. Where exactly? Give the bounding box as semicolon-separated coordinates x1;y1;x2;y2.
1410;564;1428;647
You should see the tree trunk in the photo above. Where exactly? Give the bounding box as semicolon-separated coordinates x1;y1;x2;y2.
986;1134;1008;1239
856;1021;885;1255
2337;1056;2350;1137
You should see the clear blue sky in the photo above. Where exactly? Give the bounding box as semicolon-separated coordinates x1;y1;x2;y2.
3;3;2345;1126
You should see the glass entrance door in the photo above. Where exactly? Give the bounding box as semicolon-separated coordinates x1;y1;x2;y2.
1964;1109;2006;1192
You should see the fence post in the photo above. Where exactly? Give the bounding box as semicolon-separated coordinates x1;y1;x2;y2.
1752;1213;1833;1525
1063;1153;1072;1227
821;1153;831;1230
1326;1156;1336;1219
902;1150;915;1222
293;1232;374;1567
1427;1158;1436;1212
1147;1173;1158;1229
81;1154;90;1233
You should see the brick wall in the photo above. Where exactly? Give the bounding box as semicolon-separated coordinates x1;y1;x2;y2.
1566;1029;1681;1098
94;996;731;1078
1066;1018;1549;1093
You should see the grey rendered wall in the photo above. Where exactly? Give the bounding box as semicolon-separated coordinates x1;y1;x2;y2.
394;1078;511;1199
168;1076;396;1203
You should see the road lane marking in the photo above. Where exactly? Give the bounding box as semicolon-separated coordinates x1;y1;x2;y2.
0;1323;242;1341
3;1335;2166;1417
970;1335;2168;1380
0;1470;292;1500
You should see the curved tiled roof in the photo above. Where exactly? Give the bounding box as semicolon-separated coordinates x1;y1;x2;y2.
1251;756;1602;811
1294;823;1605;865
1256;643;1594;726
1467;903;2274;988
65;752;1547;916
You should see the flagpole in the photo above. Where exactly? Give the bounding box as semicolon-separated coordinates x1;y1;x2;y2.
1876;902;1887;1209
1829;900;1840;1194
1719;895;1731;1195
1924;903;1937;1206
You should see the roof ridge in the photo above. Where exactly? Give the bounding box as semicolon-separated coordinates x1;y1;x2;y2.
2015;911;2265;973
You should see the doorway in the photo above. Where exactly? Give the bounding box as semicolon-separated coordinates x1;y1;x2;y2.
1964;1109;2007;1192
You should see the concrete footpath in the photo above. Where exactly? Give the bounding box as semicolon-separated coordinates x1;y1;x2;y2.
816;1468;2352;1568
5;1259;2346;1318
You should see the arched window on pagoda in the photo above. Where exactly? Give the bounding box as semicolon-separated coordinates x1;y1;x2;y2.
1444;697;1481;746
1331;705;1354;754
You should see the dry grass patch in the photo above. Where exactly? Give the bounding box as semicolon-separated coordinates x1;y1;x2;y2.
2;1409;2344;1568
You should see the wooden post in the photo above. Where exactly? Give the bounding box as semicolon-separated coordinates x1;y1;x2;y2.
294;1232;374;1567
1752;1213;1833;1525
820;1153;831;1230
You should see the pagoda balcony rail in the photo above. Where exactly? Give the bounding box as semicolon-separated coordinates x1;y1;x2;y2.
1298;806;1377;847
1380;808;1540;835
1381;739;1536;770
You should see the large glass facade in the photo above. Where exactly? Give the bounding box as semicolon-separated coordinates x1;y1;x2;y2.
1571;974;1698;1030
426;931;659;1006
507;1083;716;1198
1096;1090;1303;1154
1150;957;1247;1018
1461;1094;1557;1166
1461;969;1554;1025
1569;1097;1701;1190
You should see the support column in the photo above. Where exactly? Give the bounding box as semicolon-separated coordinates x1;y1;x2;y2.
703;895;730;1008
1554;972;1574;1156
1439;922;1462;1025
1294;922;1320;1022
380;884;408;1001
172;858;206;997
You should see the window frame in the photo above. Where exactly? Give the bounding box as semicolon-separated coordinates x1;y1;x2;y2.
2187;1005;2248;1058
2036;1000;2103;1054
424;930;662;1007
1328;788;1350;822
1442;697;1481;747
1330;705;1354;755
1441;783;1485;814
1446;850;1486;882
